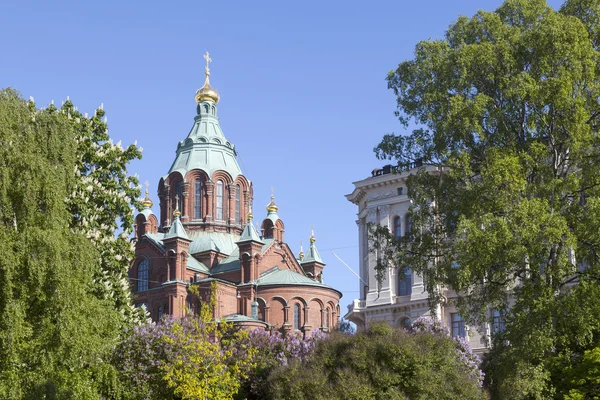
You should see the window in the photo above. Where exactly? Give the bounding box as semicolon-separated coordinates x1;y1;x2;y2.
235;184;241;224
194;178;202;219
325;308;330;328
216;180;223;220
294;304;301;330
397;187;404;196
400;318;412;329
398;268;412;296
137;259;149;292
491;310;505;334
451;313;466;338
157;305;163;321
405;214;412;240
393;216;402;239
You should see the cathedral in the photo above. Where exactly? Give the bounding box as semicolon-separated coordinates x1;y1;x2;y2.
130;53;341;336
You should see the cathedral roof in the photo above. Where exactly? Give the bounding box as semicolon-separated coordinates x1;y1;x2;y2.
166;54;242;181
300;231;323;264
252;267;341;295
163;216;190;241
238;219;263;243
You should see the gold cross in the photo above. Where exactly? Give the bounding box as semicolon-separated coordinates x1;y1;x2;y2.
203;52;212;75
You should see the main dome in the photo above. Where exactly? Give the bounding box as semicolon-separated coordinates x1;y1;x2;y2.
195;73;220;104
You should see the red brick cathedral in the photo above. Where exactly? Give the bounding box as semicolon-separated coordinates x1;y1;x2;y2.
130;54;341;336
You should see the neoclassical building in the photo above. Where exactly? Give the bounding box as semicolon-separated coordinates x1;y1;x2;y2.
345;163;490;353
130;54;341;336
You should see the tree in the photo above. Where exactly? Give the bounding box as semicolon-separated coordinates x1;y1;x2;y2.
116;282;256;400
266;322;486;400
371;0;600;397
0;88;141;398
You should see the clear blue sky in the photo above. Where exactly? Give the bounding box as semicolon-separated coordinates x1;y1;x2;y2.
1;0;563;315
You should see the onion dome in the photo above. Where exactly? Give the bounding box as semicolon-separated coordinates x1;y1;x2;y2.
195;52;220;104
141;183;153;209
309;229;316;244
266;194;279;213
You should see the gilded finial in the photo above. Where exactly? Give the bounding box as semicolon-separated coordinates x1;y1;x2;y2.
298;240;304;260
173;194;181;218
203;51;212;77
266;188;279;213
195;51;220;104
141;180;153;208
310;226;316;243
247;204;254;221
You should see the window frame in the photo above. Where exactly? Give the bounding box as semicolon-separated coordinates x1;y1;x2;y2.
451;313;466;338
137;259;149;292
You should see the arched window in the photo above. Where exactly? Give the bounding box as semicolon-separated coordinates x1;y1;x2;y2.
405;213;412;240
398;268;412;296
137;259;149;292
325;308;330;328
235;184;241;224
194;178;202;219
393;216;402;238
400;317;412;329
216;180;223;220
294;303;301;330
157;305;163;321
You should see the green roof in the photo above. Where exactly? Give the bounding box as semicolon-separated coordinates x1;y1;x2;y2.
187;256;209;273
188;231;238;255
164;216;190;241
166;102;242;181
238;220;263;243
301;242;323;264
255;267;341;295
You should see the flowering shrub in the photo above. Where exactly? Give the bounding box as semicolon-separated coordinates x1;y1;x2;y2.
232;329;327;399
410;316;484;387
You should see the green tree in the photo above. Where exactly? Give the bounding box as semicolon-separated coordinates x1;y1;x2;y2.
266;323;486;400
116;282;255;400
0;89;141;398
371;0;600;397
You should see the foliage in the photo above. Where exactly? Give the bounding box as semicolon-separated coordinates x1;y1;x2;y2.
563;346;600;399
370;0;600;398
58;95;144;327
233;328;327;399
266;322;486;400
0;88;136;398
116;282;255;400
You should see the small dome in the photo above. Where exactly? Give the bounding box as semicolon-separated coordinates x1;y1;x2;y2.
266;194;278;213
195;74;220;104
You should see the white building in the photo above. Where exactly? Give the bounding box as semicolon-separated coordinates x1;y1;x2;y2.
345;163;490;354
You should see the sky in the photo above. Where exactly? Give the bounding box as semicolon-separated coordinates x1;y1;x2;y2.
1;0;563;316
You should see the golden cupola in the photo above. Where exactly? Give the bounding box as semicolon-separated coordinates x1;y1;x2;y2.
195;51;220;104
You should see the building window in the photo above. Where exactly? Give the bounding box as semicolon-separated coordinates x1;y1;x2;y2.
400;317;412;329
393;216;402;239
405;214;412;240
491;310;505;334
235;184;241;224
216;180;223;220
325;308;330;328
294;303;301;330
137;259;149;292
451;313;466;338
398;268;412;296
194;178;202;219
157;305;163;321
397;187;403;196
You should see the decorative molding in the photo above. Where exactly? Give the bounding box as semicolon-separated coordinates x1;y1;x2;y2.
368;190;395;201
